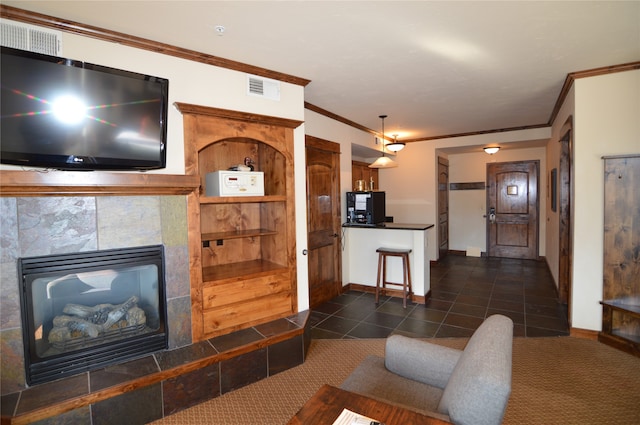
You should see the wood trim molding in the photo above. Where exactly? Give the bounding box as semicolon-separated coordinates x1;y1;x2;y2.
307;61;640;143
305;135;341;153
344;283;426;305
401;123;550;143
548;62;640;128
449;182;485;191
570;327;599;340
306;101;549;144
174;102;303;129
304;102;384;139
0;170;199;196
0;4;310;87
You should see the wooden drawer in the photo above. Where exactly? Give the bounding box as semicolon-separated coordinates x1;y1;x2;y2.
203;291;293;335
202;272;290;309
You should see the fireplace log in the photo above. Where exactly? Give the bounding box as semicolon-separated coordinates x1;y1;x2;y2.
63;296;139;327
126;306;146;326
50;315;101;340
49;296;144;343
101;296;139;328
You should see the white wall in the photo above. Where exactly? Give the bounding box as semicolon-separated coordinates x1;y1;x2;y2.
2;21;312;312
570;69;640;331
448;147;547;255
384;128;551;261
304;109;378;220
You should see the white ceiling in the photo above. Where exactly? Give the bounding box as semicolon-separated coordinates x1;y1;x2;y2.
6;1;640;142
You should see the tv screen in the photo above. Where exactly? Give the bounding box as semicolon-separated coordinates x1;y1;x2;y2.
1;46;168;170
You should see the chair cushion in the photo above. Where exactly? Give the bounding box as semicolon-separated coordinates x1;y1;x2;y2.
341;355;445;415
437;314;513;425
385;334;462;389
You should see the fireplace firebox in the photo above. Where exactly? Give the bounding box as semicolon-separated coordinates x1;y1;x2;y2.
18;245;168;385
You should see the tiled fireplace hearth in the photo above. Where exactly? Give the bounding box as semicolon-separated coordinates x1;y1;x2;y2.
0;183;309;424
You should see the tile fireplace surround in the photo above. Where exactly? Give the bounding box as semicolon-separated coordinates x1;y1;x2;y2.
0;190;310;424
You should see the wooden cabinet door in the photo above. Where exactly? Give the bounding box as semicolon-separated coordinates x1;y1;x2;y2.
352;161;378;191
603;156;640;300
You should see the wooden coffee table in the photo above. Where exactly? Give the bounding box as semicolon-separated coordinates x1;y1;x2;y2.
287;384;452;425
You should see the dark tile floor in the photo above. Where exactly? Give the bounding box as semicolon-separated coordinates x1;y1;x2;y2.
310;255;570;339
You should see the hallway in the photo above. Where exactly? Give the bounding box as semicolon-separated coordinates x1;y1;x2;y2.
310;255;569;339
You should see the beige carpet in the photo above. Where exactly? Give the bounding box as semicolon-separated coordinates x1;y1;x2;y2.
152;337;640;425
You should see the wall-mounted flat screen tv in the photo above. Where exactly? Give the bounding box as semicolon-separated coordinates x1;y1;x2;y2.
1;46;168;171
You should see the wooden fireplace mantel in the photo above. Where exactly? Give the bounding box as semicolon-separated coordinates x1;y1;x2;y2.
0;170;199;197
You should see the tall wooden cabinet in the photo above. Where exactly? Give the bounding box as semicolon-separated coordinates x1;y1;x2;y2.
176;103;302;341
599;154;640;357
352;160;379;191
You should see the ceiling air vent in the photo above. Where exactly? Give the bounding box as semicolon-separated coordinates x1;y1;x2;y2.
247;75;280;101
1;19;62;56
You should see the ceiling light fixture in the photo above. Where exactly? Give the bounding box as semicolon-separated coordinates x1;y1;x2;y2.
369;115;397;168
386;134;405;152
483;146;500;155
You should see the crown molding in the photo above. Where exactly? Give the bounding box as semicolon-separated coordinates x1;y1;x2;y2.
0;5;311;87
307;61;640;143
547;61;640;127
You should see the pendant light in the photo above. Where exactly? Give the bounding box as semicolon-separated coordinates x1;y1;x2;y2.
386;134;405;152
369;115;398;168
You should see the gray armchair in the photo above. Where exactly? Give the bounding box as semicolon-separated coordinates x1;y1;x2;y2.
341;314;514;425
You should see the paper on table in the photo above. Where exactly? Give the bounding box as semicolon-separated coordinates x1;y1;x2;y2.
332;408;384;425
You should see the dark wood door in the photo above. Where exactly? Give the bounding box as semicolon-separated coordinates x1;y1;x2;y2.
487;161;539;259
438;157;449;259
306;136;342;308
558;124;573;310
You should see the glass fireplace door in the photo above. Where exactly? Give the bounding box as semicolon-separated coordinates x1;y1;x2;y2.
19;245;168;385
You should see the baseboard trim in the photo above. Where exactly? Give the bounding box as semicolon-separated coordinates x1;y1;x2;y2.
344;283;427;305
570;327;599;340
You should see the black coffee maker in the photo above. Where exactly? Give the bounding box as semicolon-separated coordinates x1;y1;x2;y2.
346;191;386;225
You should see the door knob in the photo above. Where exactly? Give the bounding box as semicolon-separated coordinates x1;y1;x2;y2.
488;207;496;224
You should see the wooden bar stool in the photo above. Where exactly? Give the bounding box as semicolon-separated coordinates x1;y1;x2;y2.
375;247;413;308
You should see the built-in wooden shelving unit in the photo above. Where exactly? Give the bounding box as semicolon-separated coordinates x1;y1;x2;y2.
175;102;302;341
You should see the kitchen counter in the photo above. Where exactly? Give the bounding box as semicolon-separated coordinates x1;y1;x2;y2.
342;223;434;304
343;222;434;231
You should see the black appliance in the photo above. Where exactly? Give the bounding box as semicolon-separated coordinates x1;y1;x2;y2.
346;191;386;225
1;46;169;171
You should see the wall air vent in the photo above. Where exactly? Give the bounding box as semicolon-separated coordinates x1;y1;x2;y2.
247;75;280;101
0;19;62;55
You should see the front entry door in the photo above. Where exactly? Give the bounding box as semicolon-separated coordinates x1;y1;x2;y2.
305;136;342;308
487;160;539;259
